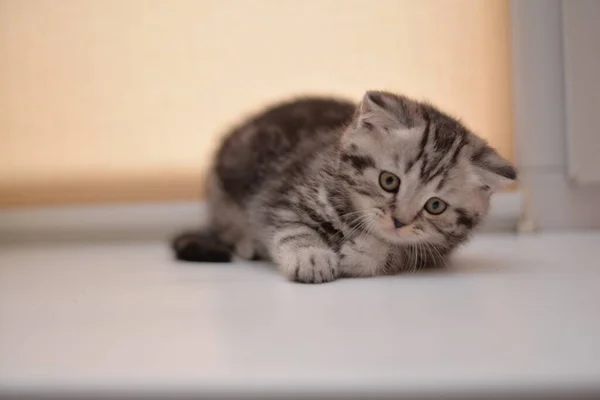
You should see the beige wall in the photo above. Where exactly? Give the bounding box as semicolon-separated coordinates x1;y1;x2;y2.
0;0;513;207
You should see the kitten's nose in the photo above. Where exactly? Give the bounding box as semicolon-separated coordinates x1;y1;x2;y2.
393;217;406;229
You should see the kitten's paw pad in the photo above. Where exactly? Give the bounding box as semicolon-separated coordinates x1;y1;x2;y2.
290;247;340;284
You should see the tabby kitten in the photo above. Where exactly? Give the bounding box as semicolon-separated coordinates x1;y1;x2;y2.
172;91;516;283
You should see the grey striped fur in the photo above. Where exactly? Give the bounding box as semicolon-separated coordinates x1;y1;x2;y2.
175;91;516;283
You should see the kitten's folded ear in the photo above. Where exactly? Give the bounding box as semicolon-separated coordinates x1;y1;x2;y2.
355;91;417;129
470;143;517;190
359;91;398;115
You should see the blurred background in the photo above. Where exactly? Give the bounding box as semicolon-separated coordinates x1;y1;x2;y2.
0;0;514;207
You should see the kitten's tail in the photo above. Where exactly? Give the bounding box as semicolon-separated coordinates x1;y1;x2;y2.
171;230;233;263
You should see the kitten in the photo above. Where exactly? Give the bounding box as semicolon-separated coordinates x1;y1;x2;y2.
172;91;516;283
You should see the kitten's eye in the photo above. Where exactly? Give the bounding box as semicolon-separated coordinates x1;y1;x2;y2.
379;171;400;193
424;197;447;215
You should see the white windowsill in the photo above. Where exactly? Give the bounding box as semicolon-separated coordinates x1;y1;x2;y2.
1;230;600;399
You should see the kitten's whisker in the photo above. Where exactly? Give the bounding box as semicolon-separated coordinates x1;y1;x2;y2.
411;243;417;274
414;242;423;273
405;244;411;273
424;241;435;271
416;242;422;274
423;238;449;269
424;241;434;269
408;243;416;274
419;242;426;272
340;209;376;219
337;215;369;244
337;211;375;245
431;241;450;269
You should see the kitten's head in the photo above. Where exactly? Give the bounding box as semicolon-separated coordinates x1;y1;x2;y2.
338;91;516;248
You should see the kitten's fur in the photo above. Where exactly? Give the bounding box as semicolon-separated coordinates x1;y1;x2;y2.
172;91;516;283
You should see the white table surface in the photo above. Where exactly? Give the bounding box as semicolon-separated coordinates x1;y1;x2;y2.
1;232;600;399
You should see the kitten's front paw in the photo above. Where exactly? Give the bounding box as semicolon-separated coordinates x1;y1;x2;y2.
280;247;340;284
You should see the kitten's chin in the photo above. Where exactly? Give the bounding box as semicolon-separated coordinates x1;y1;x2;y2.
372;225;422;245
